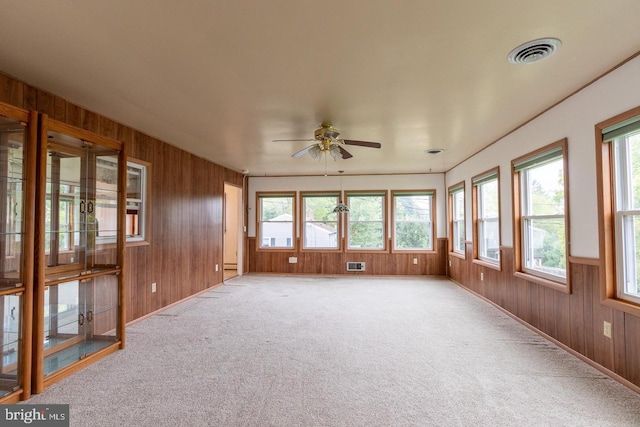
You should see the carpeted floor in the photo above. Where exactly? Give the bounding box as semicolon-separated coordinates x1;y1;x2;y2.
25;275;640;426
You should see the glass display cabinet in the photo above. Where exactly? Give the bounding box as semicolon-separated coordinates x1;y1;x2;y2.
0;103;36;403
34;116;125;393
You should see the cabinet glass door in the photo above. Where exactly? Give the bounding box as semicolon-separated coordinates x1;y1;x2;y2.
0;294;21;397
41;126;121;381
0;111;30;399
45;133;120;275
0;116;25;291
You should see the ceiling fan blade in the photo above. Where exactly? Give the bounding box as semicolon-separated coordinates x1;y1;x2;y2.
343;139;382;149
292;145;316;158
338;146;353;159
273;139;315;142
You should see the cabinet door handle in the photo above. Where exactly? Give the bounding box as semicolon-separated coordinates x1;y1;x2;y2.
87;310;93;322
78;313;85;326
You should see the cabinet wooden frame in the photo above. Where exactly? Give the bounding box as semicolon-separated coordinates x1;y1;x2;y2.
0;103;37;403
32;115;126;395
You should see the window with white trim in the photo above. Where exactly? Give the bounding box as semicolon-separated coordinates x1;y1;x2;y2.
347;192;386;250
473;169;500;264
449;184;465;255
125;161;148;242
513;140;568;285
258;193;295;249
607;117;640;303
302;193;339;250
392;191;434;251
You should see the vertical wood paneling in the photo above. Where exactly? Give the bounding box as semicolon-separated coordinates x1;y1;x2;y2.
624;313;640;385
448;244;640;389
613;309;626;378
0;73;23;106
0;71;243;323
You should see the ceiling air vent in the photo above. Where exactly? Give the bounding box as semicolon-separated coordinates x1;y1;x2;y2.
508;38;561;64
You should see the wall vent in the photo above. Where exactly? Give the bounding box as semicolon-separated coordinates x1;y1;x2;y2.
346;262;365;271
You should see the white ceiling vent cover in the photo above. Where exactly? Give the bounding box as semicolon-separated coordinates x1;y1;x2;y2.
508;38;561;64
347;262;365;271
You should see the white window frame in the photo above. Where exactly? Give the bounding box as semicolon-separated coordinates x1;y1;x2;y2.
95;158;149;245
512;139;569;291
473;170;500;265
449;184;465;256
612;129;640;304
257;193;296;250
301;192;340;251
346;192;387;251
125;160;148;243
392;190;435;252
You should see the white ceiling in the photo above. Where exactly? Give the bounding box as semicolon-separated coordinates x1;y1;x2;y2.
1;1;640;176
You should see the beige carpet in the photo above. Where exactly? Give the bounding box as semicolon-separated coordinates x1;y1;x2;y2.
24;274;640;426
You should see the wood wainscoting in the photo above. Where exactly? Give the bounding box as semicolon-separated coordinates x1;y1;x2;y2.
449;242;640;390
0;72;244;324
248;237;447;276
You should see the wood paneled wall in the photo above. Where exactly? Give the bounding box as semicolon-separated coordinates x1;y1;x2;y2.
0;72;243;322
249;237;447;276
449;241;640;390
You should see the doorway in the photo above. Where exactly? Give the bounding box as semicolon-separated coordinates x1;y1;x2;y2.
223;183;243;279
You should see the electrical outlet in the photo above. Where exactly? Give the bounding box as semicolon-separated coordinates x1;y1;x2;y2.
449;259;452;267
289;257;298;264
413;258;418;265
151;282;156;293
603;321;612;338
480;272;484;281
215;264;219;272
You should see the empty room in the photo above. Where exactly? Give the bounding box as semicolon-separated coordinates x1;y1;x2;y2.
1;1;640;426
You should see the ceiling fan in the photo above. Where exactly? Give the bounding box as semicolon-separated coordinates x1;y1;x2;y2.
273;121;382;160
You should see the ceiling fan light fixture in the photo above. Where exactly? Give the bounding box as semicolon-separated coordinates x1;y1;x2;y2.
308;145;322;160
333;201;350;214
329;144;342;160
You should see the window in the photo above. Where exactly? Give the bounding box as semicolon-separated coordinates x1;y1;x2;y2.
473;168;500;267
125;160;149;243
392;191;434;251
448;183;465;256
346;192;386;250
258;193;295;249
301;193;340;250
512;139;569;290
598;109;640;309
93;158;149;245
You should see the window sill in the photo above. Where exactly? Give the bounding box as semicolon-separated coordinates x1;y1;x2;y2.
472;258;502;271
449;251;466;260
391;248;437;254
514;271;570;294
602;296;640;318
300;248;342;253
126;240;150;248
